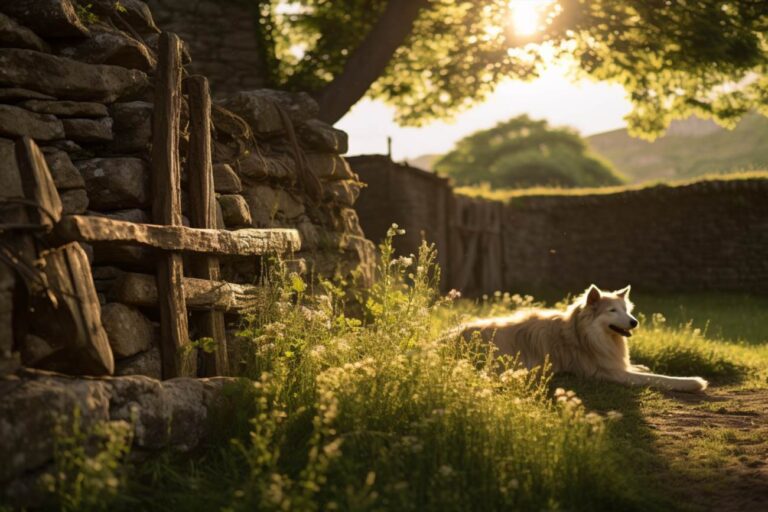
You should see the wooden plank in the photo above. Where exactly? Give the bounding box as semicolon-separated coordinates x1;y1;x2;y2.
151;31;191;379
112;272;259;312
33;243;114;375
185;74;228;376
15;136;62;229
56;215;301;256
0;139;30;361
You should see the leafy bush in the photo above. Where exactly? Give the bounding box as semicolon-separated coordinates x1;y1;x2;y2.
435;116;624;189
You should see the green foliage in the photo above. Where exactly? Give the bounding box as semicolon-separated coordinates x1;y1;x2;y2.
256;0;768;133
103;227;652;511
435;115;624;188
74;2;99;24
42;409;132;511
43;235;768;511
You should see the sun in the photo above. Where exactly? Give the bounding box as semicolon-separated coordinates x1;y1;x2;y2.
509;0;554;38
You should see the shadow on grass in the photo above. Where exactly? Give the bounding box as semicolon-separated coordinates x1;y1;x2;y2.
550;373;747;512
631;349;747;387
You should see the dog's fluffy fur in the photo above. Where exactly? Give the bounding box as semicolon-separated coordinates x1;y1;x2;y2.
459;285;708;393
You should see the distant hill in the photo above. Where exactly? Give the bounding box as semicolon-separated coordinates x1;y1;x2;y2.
586;113;768;184
406;153;441;172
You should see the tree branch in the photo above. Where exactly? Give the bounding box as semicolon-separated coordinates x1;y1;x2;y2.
316;0;430;124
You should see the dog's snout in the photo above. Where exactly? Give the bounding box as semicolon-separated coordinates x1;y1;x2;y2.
629;318;638;328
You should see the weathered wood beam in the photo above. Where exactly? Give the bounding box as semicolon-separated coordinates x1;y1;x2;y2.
56;215;301;256
152;32;191;379
185;74;229;377
37;243;114;375
7;137;113;376
15;136;62;229
112;272;259;312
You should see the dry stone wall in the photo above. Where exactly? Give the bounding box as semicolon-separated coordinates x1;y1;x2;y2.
501;179;768;293
146;0;267;95
1;369;238;508
0;0;372;382
350;155;452;289
0;0;374;499
351;156;768;295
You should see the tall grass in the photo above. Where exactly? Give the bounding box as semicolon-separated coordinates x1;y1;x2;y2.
63;227;650;512
43;228;768;511
214;227;644;511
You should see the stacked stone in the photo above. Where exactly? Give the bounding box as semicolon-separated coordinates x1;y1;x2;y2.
0;0;374;380
146;0;267;95
0;0;162;377
215;89;376;287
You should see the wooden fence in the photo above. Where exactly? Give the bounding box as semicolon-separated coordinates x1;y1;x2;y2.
0;33;300;379
447;195;504;296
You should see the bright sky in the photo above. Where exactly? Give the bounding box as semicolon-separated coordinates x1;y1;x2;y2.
336;0;634;161
337;64;634;161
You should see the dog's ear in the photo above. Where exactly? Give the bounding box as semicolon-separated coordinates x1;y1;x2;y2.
586;285;601;306
616;285;631;299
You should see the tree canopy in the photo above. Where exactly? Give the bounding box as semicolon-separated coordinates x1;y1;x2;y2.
433;115;624;188
255;0;768;135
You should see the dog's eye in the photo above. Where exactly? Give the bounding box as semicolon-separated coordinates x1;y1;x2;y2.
609;308;617;312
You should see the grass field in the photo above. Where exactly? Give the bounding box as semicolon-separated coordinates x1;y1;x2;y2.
38;232;768;512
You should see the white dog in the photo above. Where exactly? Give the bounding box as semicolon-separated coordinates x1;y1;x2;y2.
458;285;708;392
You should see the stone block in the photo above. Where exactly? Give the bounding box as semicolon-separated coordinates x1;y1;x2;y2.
0;0;90;39
41;147;85;190
21;99;109;118
0;48;149;102
60;188;88;214
242;184;305;225
101;302;154;358
0;12;49;52
0;88;54;101
77;157;149;210
109;101;152;153
217;194;252;227
91;0;160;37
238;152;296;181
0;374;110;482
114;345;161;379
213;163;242;193
0;104;64;140
58;25;156;72
62;117;114;142
324;180;362;207
299;119;348;154
219;89;318;136
305;153;356;181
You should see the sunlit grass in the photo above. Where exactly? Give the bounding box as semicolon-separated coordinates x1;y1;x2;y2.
41;230;767;511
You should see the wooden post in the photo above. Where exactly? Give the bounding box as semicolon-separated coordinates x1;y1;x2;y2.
185;74;229;376
151;32;193;378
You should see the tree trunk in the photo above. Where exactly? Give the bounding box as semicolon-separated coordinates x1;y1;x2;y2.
316;0;430;125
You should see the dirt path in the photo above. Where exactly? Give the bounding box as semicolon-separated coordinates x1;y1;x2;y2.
645;389;768;511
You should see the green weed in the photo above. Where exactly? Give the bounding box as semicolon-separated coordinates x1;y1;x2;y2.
42;409;132;511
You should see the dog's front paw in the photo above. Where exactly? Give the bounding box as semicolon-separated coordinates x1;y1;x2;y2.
691;377;709;392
